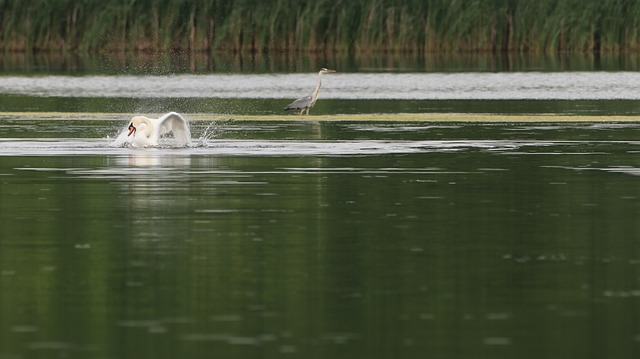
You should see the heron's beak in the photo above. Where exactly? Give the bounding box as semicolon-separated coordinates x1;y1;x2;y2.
127;123;136;136
328;69;336;73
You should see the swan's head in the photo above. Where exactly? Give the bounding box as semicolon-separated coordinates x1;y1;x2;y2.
127;116;147;137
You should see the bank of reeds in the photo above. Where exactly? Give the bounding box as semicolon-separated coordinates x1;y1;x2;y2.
2;0;640;54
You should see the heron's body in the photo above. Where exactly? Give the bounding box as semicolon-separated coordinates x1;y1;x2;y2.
285;68;336;115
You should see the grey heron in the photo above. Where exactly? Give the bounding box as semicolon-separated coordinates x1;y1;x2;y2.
285;68;336;115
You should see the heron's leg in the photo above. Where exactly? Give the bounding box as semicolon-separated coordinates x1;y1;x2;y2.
299;109;305;115
305;108;310;115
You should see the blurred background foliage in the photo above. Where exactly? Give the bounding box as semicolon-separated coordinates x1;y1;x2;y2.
2;0;640;54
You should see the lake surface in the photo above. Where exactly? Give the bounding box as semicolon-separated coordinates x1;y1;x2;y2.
2;72;640;115
3;51;640;358
2;117;640;358
4;72;640;100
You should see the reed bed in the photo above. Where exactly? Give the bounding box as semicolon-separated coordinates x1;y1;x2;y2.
2;0;640;54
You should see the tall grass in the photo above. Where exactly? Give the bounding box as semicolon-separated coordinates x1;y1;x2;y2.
2;0;640;54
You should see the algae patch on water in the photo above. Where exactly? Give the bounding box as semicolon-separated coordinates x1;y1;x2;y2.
1;112;640;123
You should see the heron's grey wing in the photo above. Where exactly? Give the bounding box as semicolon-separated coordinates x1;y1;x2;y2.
157;112;191;146
285;95;312;110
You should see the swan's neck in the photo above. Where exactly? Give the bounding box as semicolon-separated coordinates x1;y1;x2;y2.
135;117;155;138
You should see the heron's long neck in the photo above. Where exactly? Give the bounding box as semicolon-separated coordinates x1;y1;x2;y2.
311;74;322;104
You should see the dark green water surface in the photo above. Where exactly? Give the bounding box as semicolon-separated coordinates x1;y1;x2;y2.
2;119;640;358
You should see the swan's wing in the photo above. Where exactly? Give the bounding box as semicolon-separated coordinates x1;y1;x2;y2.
156;112;191;146
285;95;312;110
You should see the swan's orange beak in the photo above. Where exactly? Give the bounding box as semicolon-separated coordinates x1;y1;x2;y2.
127;123;136;136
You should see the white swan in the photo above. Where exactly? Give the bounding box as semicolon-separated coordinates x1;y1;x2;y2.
125;112;191;147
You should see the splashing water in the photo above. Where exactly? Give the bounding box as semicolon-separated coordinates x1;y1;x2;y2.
108;118;233;148
195;120;234;147
108;124;133;148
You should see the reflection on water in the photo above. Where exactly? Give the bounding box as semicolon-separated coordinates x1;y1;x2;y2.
2;119;640;359
3;51;640;74
4;72;640;100
118;154;192;167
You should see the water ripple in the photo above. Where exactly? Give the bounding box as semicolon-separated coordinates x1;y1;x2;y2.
0;138;572;157
2;72;640;99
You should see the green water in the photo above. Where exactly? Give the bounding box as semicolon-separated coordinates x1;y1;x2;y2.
1;120;640;358
3;96;640;116
2;50;640;358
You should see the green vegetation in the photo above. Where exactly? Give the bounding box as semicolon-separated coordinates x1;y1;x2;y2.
2;0;640;54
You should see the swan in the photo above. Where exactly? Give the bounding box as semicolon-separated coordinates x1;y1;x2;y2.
125;112;191;147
